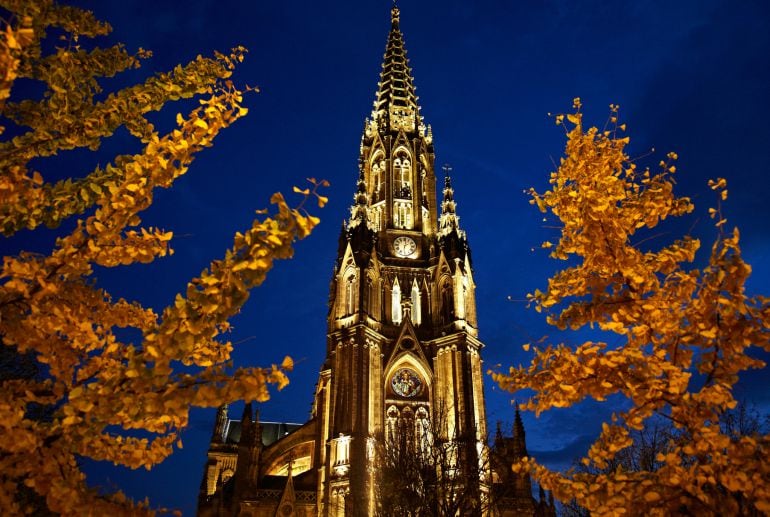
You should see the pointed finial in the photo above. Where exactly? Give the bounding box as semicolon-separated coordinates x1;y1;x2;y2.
391;2;400;26
241;402;253;427
212;404;229;443
441;164;456;213
442;164;454;192
438;163;463;237
514;404;524;435
512;404;528;459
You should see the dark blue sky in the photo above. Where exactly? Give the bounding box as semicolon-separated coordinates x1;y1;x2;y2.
7;0;770;513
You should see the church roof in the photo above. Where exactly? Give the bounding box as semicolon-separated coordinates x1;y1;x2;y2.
224;420;303;447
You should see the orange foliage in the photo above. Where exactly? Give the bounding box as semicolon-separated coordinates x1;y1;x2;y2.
493;99;770;515
0;1;323;514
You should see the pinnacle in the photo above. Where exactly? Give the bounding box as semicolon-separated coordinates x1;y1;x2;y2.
512;405;528;459
440;165;457;222
443;172;455;205
355;168;367;200
241;402;253;427
347;166;372;229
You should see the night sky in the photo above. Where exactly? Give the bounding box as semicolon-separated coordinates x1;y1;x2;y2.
6;0;770;514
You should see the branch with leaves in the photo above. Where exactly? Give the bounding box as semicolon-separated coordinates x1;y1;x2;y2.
493;99;770;516
0;1;326;514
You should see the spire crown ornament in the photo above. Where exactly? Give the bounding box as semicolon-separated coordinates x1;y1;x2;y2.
391;4;400;26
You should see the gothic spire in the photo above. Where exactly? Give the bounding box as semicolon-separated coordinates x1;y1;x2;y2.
494;421;504;449
241;402;253;438
512;405;528;459
371;4;421;132
348;166;370;228
439;165;462;236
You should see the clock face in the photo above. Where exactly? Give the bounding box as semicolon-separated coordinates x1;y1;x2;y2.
394;236;417;257
391;368;422;398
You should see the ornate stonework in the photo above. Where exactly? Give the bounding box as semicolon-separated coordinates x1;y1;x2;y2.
197;7;554;517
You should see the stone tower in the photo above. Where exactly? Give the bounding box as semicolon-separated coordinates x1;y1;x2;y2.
196;7;547;516
314;5;487;515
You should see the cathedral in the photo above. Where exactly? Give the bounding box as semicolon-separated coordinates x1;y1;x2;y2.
197;6;554;517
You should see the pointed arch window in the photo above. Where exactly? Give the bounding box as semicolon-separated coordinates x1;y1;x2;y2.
456;276;467;320
392;279;402;324
415;407;431;459
370;158;386;202
398;158;411;190
393;152;412;199
440;279;453;324
345;274;357;315
411;279;421;326
386;406;399;444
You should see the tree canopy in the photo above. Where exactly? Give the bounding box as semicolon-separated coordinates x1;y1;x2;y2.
494;99;770;516
0;0;323;513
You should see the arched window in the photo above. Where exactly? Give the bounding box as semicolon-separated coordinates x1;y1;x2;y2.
420;166;429;207
371;161;381;199
365;272;380;318
415;407;431;458
345;274;356;315
440;280;453;324
386;406;399;444
393;152;412;199
456;276;467;320
401;406;415;451
370;157;385;202
392;279;402;324
398;158;411;190
411;279;421;326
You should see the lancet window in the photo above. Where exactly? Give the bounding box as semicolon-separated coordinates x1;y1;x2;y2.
344;273;357;316
440;279;453;324
420;166;429;207
411;279;421;326
392;279;402;324
394;201;413;229
393;151;412;199
415;407;431;458
384;404;431;455
370;157;386;202
370;204;384;231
